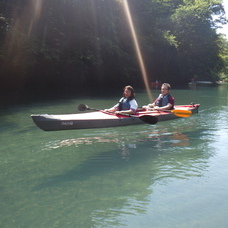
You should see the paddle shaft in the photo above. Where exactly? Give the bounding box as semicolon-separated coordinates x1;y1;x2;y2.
78;104;158;124
87;107;132;116
139;107;192;117
90;107;158;124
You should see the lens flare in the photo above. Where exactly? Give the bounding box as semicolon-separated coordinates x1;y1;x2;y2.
122;0;153;102
28;0;43;37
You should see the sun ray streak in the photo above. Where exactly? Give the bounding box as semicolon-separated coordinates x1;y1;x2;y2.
122;0;153;102
28;0;43;37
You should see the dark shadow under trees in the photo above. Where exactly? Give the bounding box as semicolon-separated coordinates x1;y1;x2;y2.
0;0;226;105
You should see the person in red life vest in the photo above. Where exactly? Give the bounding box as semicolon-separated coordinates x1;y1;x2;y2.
105;85;138;115
143;83;174;111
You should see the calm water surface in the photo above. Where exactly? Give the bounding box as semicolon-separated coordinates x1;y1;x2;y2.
0;86;228;228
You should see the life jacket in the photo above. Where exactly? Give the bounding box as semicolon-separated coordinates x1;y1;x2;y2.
155;94;173;108
118;97;132;111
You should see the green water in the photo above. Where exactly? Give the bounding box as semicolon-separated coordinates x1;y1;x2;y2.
1;86;228;228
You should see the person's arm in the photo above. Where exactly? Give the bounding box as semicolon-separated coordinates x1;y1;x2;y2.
115;109;133;115
104;104;118;113
104;98;122;112
142;95;161;110
104;107;116;112
142;101;156;110
116;99;138;115
153;103;172;110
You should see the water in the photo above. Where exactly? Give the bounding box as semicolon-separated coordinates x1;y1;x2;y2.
1;86;228;228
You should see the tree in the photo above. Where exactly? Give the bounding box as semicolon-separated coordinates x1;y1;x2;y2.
170;0;225;82
0;0;227;105
217;35;228;81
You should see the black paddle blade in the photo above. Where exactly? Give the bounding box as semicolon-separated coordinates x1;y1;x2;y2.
78;104;89;111
139;115;158;124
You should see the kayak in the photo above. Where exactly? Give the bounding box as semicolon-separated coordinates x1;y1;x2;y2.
31;104;199;131
151;82;162;87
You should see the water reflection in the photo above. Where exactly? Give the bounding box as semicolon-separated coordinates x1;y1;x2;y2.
39;125;210;184
31;124;212;227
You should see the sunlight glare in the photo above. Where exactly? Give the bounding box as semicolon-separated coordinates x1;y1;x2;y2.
2;0;44;77
28;0;43;38
122;0;153;102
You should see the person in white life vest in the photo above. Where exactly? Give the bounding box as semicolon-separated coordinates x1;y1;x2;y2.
105;85;138;115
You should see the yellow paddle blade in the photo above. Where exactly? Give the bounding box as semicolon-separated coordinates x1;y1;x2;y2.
170;110;192;117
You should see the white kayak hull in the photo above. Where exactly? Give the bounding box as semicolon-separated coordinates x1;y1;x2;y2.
31;104;199;131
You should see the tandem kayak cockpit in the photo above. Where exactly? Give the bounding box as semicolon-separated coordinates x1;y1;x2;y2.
31;103;200;131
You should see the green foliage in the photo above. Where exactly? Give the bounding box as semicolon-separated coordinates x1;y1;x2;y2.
0;0;227;104
217;35;228;81
169;0;225;81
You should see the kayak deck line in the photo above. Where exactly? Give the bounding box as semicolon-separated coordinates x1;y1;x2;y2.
31;104;200;131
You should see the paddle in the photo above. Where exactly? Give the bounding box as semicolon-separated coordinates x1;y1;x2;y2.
78;104;158;125
164;109;192;117
133;107;192;118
